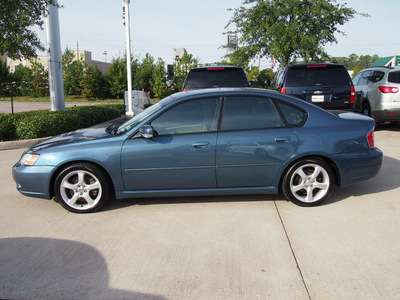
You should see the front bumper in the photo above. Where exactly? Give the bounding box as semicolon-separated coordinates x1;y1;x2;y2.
12;164;56;199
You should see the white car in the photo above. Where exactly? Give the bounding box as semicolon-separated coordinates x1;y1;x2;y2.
352;66;400;123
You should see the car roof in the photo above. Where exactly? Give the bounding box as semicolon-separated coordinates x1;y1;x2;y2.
361;66;400;71
190;65;243;70
286;63;345;68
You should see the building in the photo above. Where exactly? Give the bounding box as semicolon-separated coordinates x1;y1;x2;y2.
370;56;400;67
6;50;109;73
173;48;187;61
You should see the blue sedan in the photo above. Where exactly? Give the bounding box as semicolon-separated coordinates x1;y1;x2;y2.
13;88;383;213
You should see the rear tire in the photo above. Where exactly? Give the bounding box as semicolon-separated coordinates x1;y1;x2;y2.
54;163;111;213
362;102;371;117
282;158;334;207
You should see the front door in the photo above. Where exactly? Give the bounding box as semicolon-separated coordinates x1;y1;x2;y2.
121;97;221;191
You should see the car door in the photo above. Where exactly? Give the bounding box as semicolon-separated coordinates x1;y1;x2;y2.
121;97;220;191
216;95;299;187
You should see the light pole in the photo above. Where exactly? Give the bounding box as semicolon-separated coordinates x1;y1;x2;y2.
103;51;107;63
123;0;133;116
45;0;65;111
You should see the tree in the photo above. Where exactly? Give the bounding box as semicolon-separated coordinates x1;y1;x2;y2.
81;66;109;100
173;52;198;91
228;0;363;65
27;61;48;97
150;58;168;98
12;65;33;96
0;60;12;95
62;48;86;96
0;0;58;59
133;53;155;93
106;57;127;99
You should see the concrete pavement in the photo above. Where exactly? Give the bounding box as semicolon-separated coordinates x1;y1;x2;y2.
0;126;399;299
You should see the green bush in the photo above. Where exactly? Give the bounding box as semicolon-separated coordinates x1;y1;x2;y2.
0;104;125;141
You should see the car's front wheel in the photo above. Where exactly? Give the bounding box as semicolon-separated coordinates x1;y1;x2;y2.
282;158;334;206
54;163;111;213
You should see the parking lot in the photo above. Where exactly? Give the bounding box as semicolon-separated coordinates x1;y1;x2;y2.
0;124;399;299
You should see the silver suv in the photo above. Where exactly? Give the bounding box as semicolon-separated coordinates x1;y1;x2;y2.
353;66;400;123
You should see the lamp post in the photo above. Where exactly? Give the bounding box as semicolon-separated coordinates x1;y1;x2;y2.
45;0;65;111
123;0;133;116
103;51;107;63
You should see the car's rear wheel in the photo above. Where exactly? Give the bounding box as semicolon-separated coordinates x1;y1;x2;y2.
54;163;111;213
362;102;371;117
282;158;334;206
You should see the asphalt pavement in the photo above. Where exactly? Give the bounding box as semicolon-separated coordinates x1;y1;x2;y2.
0;124;399;299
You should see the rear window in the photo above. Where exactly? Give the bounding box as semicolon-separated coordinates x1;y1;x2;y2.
286;65;350;87
388;71;400;84
186;68;248;89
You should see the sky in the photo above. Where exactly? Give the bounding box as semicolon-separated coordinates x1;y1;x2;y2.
35;0;400;69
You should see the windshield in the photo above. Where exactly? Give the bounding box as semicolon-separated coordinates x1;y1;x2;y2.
116;102;163;135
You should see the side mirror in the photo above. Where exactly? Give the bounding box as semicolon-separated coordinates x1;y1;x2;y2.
139;125;154;139
265;79;271;87
248;80;255;87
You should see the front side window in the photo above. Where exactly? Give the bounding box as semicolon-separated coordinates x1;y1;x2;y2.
151;97;220;135
221;96;284;131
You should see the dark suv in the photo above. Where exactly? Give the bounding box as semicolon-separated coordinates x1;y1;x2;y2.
272;63;355;109
183;65;250;91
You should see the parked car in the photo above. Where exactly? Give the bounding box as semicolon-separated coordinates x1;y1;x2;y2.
272;63;355;109
352;66;400;123
183;65;250;91
13;88;382;213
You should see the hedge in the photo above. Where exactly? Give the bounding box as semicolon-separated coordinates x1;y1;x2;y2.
0;104;125;141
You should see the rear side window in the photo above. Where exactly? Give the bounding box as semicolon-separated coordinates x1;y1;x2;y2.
388;71;400;84
276;102;306;126
286;65;350;87
221;96;284;131
186;68;248;89
370;71;385;83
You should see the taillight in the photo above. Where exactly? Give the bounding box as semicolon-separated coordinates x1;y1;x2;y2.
182;88;187;92
350;85;355;104
207;67;225;71
280;87;286;94
378;86;399;94
367;128;375;148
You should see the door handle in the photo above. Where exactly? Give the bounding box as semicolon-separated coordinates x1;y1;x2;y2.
192;142;209;149
275;137;291;143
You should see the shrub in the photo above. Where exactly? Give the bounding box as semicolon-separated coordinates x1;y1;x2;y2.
0;104;124;141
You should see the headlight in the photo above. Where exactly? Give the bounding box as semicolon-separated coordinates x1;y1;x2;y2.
20;154;40;166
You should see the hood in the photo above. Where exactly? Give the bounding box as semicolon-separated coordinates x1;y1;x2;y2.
29;124;113;152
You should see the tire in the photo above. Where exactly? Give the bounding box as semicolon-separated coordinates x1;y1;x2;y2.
282;158;334;207
362;102;371;117
54;163;111;213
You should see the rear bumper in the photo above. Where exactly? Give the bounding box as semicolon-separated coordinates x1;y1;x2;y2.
372;109;400;123
334;148;383;187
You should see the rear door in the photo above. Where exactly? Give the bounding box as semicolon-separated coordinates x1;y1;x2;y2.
216;95;299;187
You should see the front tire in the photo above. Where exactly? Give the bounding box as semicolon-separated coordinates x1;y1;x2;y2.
282;158;334;207
54;163;111;213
